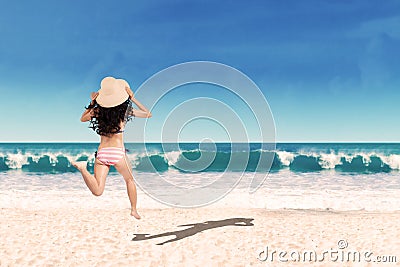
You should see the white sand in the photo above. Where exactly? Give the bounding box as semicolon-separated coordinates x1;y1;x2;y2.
1;208;399;266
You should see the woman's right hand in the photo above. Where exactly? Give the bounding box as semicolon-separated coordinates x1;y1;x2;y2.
125;87;134;99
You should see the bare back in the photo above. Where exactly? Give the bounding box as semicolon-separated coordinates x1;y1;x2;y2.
98;122;125;149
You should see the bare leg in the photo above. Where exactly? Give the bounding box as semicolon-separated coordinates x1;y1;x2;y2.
72;160;109;196
114;154;141;219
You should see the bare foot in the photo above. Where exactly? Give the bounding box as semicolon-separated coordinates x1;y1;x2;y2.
71;161;87;171
131;209;141;219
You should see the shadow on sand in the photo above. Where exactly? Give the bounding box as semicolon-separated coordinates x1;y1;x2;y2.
132;217;254;245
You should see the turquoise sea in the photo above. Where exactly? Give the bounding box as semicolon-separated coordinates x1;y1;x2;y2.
1;143;399;210
1;143;399;173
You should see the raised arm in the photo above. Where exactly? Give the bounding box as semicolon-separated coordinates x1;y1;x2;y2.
80;92;98;122
126;87;152;118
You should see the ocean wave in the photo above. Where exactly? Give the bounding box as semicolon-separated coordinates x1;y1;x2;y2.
0;149;399;174
0;151;95;173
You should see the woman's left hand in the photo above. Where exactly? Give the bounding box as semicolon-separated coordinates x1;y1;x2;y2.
90;92;99;101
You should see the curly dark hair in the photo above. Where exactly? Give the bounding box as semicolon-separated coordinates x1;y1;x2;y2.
88;98;133;136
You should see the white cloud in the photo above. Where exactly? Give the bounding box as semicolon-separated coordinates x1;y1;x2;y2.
351;16;400;38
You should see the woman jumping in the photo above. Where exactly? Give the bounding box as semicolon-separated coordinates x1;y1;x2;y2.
72;76;152;219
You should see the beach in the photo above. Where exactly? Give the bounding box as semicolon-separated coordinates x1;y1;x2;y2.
3;0;399;264
1;207;399;266
1;142;400;266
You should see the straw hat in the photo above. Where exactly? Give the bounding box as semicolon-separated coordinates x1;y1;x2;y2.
96;76;130;108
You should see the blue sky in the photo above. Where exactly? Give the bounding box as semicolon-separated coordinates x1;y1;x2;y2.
0;0;399;142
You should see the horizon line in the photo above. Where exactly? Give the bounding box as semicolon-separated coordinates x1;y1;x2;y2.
1;140;400;144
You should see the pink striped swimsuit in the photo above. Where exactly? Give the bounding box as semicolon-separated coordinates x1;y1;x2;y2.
95;147;125;166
